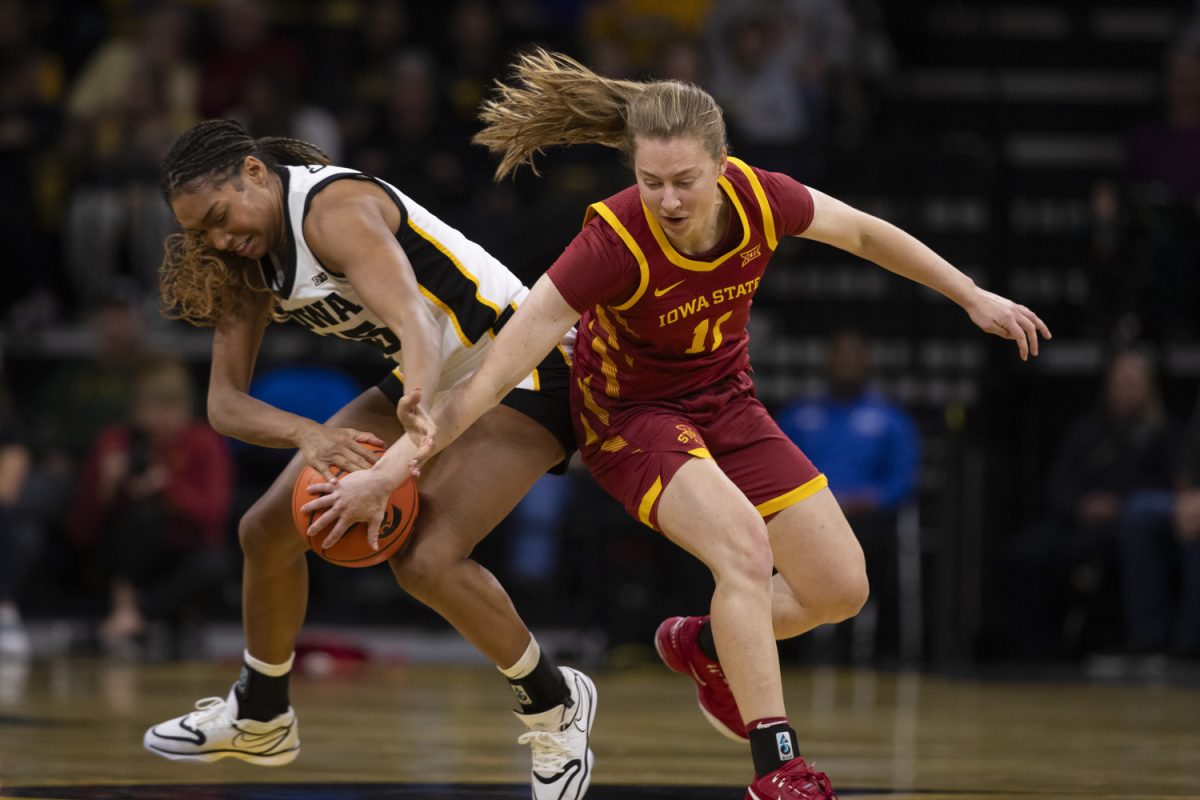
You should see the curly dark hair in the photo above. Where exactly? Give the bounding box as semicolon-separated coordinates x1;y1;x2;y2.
158;119;331;326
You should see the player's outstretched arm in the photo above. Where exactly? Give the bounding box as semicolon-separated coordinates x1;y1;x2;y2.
207;290;383;479
303;274;581;548
799;187;1052;360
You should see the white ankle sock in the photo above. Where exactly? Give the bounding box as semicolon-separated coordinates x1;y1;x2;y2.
244;649;294;677
498;636;540;680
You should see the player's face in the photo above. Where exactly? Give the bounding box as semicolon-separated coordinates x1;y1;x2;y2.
633;135;726;246
170;156;283;260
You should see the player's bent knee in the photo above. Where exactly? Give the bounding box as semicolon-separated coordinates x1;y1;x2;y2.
388;541;453;599
238;504;302;560
824;568;870;623
710;527;774;588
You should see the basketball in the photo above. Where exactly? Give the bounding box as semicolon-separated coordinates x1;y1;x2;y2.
290;444;419;568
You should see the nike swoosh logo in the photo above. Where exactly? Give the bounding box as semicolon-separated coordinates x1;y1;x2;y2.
231;723;292;751
154;719;206;745
653;280;685;297
533;758;581;784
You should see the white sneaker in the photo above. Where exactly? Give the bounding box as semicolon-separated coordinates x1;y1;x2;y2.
515;666;596;800
143;686;299;765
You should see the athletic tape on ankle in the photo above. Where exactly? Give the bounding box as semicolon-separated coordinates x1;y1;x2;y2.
498;636;540;679
244;649;295;677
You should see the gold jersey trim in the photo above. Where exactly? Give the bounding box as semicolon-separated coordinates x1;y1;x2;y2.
726;157;778;250
585;201;650;311
417;285;471;347
638;476;664;529
754;474;829;519
639;176;752;272
407;219;501;347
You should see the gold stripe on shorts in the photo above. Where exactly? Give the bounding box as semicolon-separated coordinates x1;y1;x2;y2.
638;476;664;528
754;474;828;519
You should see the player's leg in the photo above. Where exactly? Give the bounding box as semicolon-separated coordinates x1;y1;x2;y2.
766;489;869;640
144;386;403;766
389;404;561;664
656;459;836;797
694;391;869;639
239;387;403;661
387;404;595;800
655;458;782;725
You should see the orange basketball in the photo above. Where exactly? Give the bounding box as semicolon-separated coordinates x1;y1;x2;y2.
291;444;419;568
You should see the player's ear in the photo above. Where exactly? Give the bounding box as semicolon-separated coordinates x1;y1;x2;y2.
243;155;268;183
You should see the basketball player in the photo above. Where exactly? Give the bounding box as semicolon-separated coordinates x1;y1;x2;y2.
141;120;596;800
304;51;1050;800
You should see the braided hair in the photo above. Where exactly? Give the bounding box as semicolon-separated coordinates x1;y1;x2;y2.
159;119;331;326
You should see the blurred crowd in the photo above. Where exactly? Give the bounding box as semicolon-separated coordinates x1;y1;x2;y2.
0;0;1198;673
0;0;894;324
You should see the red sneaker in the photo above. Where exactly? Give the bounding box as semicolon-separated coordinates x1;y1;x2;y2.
653;615;747;742
746;755;837;800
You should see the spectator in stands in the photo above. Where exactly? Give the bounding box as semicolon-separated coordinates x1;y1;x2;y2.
0;356;33;660
0;0;64;321
707;0;841;180
62;0;196;302
26;287;154;611
72;356;233;657
1004;350;1179;659
344;50;473;216
198;0;305;119
32;286;151;465
1097;39;1200;341
319;0;416;125
230;66;342;162
1121;395;1200;661
440;0;509;132
776;329;919;662
583;0;714;76
823;0;895;149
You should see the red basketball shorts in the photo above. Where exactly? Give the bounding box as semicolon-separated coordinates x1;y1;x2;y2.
574;371;826;531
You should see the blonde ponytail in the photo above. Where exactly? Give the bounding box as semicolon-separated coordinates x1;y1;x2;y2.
475;48;726;180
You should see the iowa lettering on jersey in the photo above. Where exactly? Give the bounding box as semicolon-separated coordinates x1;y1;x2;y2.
657;276;761;327
288;292;401;355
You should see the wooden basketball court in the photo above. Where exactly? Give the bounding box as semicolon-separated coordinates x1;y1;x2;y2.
1;657;1197;799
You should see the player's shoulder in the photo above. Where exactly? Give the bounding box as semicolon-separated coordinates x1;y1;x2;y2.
578;213;630;252
303;172;395;234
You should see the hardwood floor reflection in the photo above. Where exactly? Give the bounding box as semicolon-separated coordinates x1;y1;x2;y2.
0;657;1197;798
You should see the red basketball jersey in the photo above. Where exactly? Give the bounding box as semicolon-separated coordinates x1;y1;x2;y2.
556;158;806;431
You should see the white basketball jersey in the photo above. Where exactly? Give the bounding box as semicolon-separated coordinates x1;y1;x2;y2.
261;165;569;392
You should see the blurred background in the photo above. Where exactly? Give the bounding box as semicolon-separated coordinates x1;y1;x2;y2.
2;0;1199;681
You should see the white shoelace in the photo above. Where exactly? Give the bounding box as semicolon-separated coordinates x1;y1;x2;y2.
517;730;573;773
186;697;235;730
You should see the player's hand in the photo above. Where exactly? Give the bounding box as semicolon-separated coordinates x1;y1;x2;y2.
295;422;384;480
396;388;436;476
964;288;1051;361
302;468;393;551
